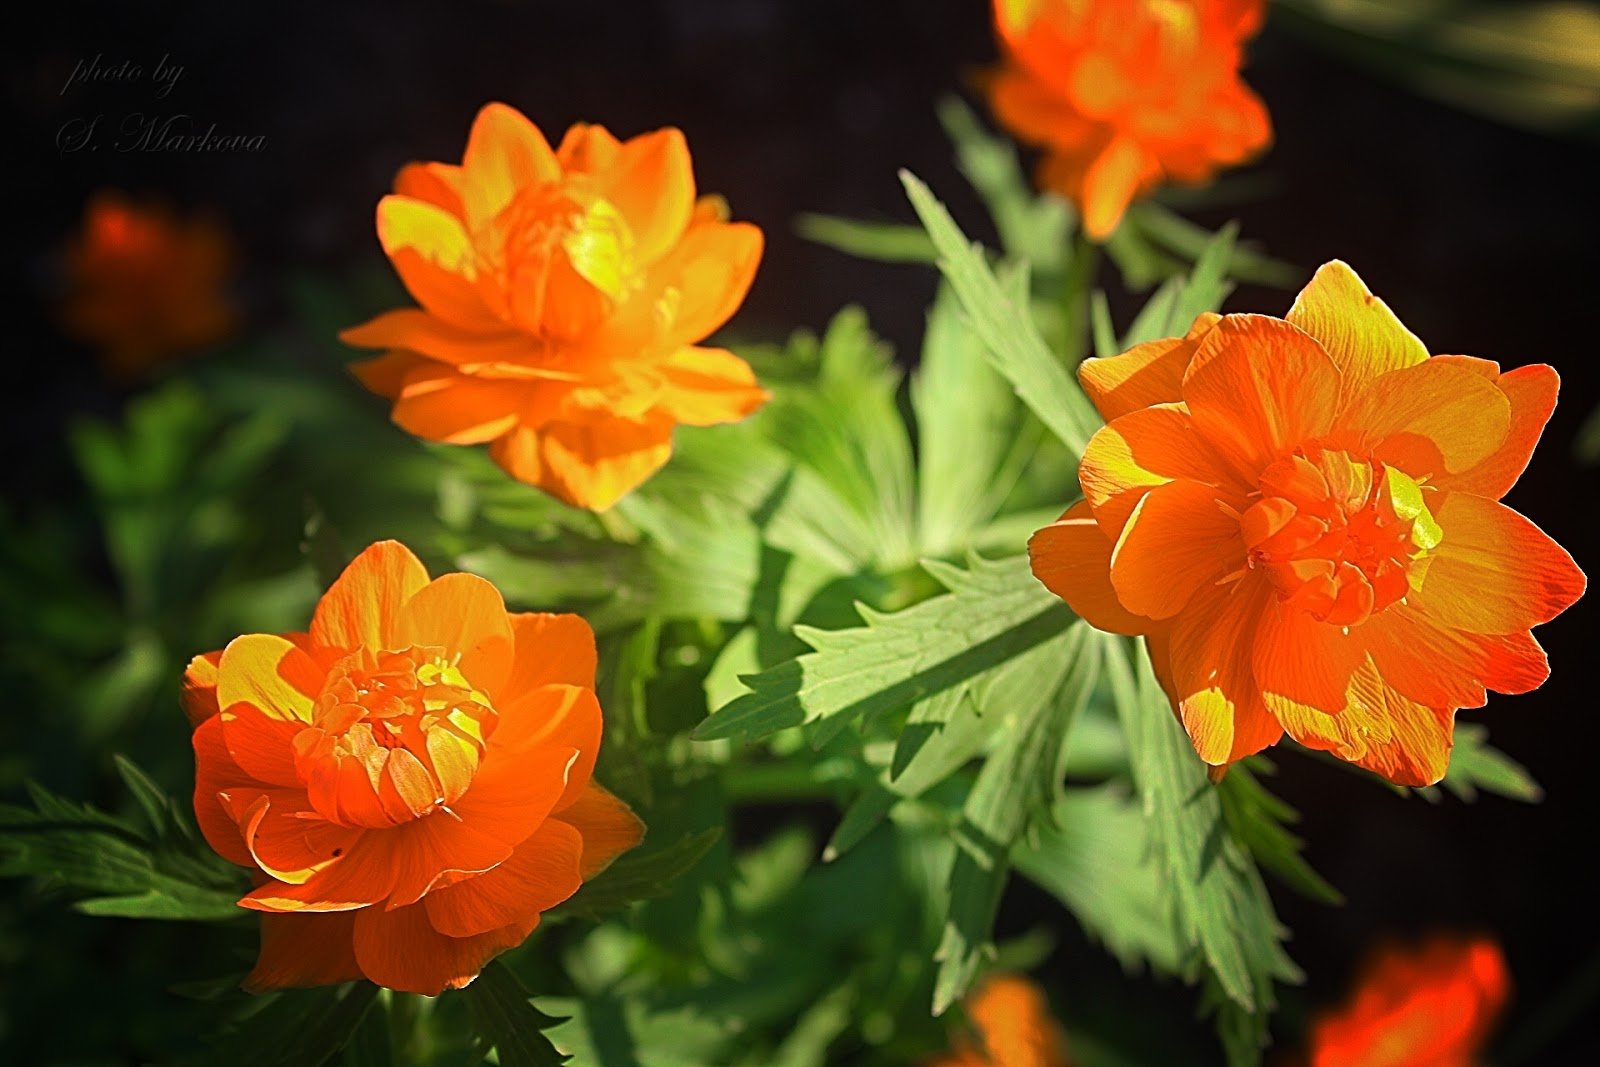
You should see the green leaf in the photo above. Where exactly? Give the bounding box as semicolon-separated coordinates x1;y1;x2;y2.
936;96;1072;269
1013;785;1184;974
1128;203;1301;289
1218;760;1342;905
1436;723;1543;803
901;171;1101;457
1103;637;1299;1063
795;213;938;264
549;828;722;921
933;622;1098;1014
191;983;380;1067
695;554;1073;744
0;773;245;922
461;961;570;1067
912;284;1027;555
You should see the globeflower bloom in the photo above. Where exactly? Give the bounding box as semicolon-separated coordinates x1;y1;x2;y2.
1029;262;1585;785
985;0;1271;240
183;541;643;995
61;190;237;380
924;973;1071;1067
1308;935;1509;1067
343;103;767;510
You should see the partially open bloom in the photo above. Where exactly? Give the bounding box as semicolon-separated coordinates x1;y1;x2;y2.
61;190;237;380
985;0;1271;240
184;540;643;995
1029;262;1585;785
1308;935;1509;1067
924;974;1071;1067
342;103;766;510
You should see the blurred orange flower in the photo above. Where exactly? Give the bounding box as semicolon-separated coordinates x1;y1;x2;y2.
1029;261;1585;785
1308;935;1509;1067
343;102;767;510
985;0;1271;240
925;973;1071;1067
61;190;238;380
184;540;643;995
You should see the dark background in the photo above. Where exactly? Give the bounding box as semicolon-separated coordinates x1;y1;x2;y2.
7;0;1598;1062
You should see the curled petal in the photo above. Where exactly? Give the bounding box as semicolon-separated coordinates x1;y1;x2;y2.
1168;578;1282;766
1433;361;1560;500
192;715;262;868
536;410;676;511
603;128;695;265
181;650;223;726
1079;402;1240;535
503;613;599;697
395;572;515;697
1110;480;1245;620
376;196;495;330
459;103;561;227
1273;658;1455;787
1338;361;1511;478
655;346;768;427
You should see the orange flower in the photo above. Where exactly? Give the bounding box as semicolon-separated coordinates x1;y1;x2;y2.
1029;262;1585;785
985;0;1271;240
924;973;1071;1067
342;103;767;510
183;540;643;995
61;190;238;380
1308;935;1509;1067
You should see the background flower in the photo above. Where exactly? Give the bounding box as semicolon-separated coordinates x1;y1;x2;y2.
1307;934;1509;1067
185;540;642;995
60;191;238;381
924;973;1072;1067
985;0;1271;240
344;103;766;510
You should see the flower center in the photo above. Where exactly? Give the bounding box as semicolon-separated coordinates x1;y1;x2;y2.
293;646;498;828
1240;448;1442;627
486;183;639;341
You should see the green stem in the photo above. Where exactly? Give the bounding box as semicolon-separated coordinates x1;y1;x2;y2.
1060;228;1102;365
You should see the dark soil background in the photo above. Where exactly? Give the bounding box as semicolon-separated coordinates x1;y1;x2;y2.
7;1;1598;1061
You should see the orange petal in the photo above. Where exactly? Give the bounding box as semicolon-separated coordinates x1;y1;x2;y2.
653;220;763;347
423;819;583;937
219;700;307;787
484;685;601;813
395;572;515;697
487;424;546;488
376;195;496;330
603;128;695;265
350;351;429;398
537;411;676;511
1254;600;1368;718
1337;361;1511;478
1078;402;1239;536
1364;605;1549;708
1435;362;1560;500
243;912;363;991
1028;502;1150;636
182;649;223;726
1416;494;1586;634
394;161;465;216
503;613;599;697
391;367;528;446
552;782;645;878
1284;261;1428;394
192;715;261;868
1077;312;1218;422
459;102;561;228
452;735;582;853
309;541;430;653
1080;135;1149;241
216;633;320;725
1168;577;1281;765
340;308;542;368
1182;315;1342;483
352;900;537;996
555;122;623;174
1110;481;1243;619
655;346;768;427
1273;658;1454;787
